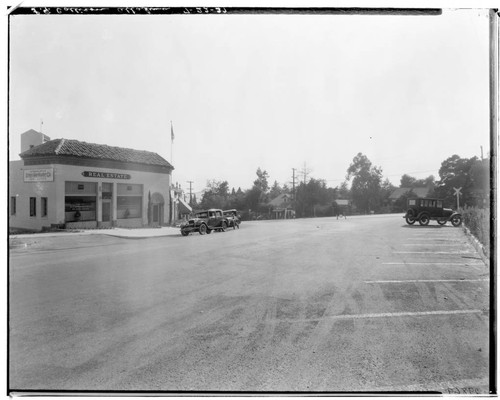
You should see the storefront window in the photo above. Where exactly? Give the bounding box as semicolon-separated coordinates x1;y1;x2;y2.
117;196;142;219
65;196;96;221
117;183;143;219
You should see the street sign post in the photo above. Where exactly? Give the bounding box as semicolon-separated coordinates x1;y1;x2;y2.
453;187;462;209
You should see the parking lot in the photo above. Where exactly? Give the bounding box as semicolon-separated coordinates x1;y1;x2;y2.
9;214;491;393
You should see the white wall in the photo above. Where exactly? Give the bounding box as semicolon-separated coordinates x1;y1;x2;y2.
9;160;171;231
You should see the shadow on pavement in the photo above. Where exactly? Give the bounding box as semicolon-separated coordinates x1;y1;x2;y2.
401;224;457;229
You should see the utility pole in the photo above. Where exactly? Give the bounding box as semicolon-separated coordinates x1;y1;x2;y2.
291;168;296;200
187;181;194;205
300;162;311;185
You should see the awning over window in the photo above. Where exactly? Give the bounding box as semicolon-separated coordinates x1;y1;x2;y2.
178;198;192;214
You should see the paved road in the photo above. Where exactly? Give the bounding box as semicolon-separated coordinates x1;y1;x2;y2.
9;214;491;393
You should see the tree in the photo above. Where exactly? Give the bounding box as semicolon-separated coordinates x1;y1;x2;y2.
337;181;350;199
393;188;416;212
434;155;478;207
295;178;334;218
380;178;396;211
191;194;198;208
247;168;270;210
400;174;417;188
400;174;435;189
253;168;269;191
346;153;383;213
199;180;230;209
470;158;489;191
269;180;282;200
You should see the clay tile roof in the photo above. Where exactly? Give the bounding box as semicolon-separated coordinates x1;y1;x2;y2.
20;138;173;168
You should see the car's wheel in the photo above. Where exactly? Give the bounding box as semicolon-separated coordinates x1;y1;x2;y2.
405;216;416;225
405;213;416;225
419;213;430;226
207;228;212;234
220;221;227;232
437;218;447;225
181;230;189;236
451;215;462;227
199;224;207;235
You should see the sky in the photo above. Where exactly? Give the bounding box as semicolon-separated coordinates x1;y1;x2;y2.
8;6;492;197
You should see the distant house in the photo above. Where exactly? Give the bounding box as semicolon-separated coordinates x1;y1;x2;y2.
389;187;431;203
170;182;192;225
268;193;295;219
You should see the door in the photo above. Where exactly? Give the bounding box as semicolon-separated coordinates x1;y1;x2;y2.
102;201;111;222
153;204;159;223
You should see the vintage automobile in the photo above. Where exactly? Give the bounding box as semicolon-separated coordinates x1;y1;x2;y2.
404;198;462;227
223;209;241;229
180;209;229;236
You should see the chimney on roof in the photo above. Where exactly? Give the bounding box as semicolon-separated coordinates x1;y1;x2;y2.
21;129;50;153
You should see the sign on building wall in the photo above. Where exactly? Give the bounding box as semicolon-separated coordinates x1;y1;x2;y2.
24;168;54;182
82;171;131;179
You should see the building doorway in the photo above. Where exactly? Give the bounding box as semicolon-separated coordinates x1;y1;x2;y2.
102;200;111;222
150;192;165;226
153;204;160;223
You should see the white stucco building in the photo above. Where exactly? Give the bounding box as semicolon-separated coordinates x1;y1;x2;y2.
9;130;174;231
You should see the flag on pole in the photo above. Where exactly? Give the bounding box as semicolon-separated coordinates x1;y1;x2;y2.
171;121;175;142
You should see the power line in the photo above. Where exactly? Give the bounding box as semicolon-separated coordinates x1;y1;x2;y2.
324;169;438;183
299;162;312;185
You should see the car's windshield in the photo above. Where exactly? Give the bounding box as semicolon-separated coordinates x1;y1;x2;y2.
195;212;208;218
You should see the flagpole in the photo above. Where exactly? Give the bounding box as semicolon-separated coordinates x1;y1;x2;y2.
170;120;174;165
170;120;174;225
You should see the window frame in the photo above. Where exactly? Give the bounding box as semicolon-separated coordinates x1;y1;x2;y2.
41;197;48;217
10;196;16;216
29;197;37;217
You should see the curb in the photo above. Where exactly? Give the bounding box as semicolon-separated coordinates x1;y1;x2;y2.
462;225;490;267
98;232;180;239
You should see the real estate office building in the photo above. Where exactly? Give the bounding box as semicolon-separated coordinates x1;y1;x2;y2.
9;130;174;231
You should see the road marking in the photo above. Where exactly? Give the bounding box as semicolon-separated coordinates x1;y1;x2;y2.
393;251;474;254
322;309;484;320
403;243;464;247
402;239;464;241
382;262;484;266
365;279;489;284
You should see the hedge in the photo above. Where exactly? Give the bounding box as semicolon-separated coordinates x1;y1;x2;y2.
460;207;490;256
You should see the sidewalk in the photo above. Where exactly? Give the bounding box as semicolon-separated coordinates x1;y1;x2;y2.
9;226;181;240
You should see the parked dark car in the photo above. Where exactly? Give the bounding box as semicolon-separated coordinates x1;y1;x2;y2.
180;209;229;236
404;198;462;227
223;209;241;229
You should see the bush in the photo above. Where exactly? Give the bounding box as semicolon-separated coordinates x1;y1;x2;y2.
460;207;490;255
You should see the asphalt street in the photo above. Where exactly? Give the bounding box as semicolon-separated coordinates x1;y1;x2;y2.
9;214;491;393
